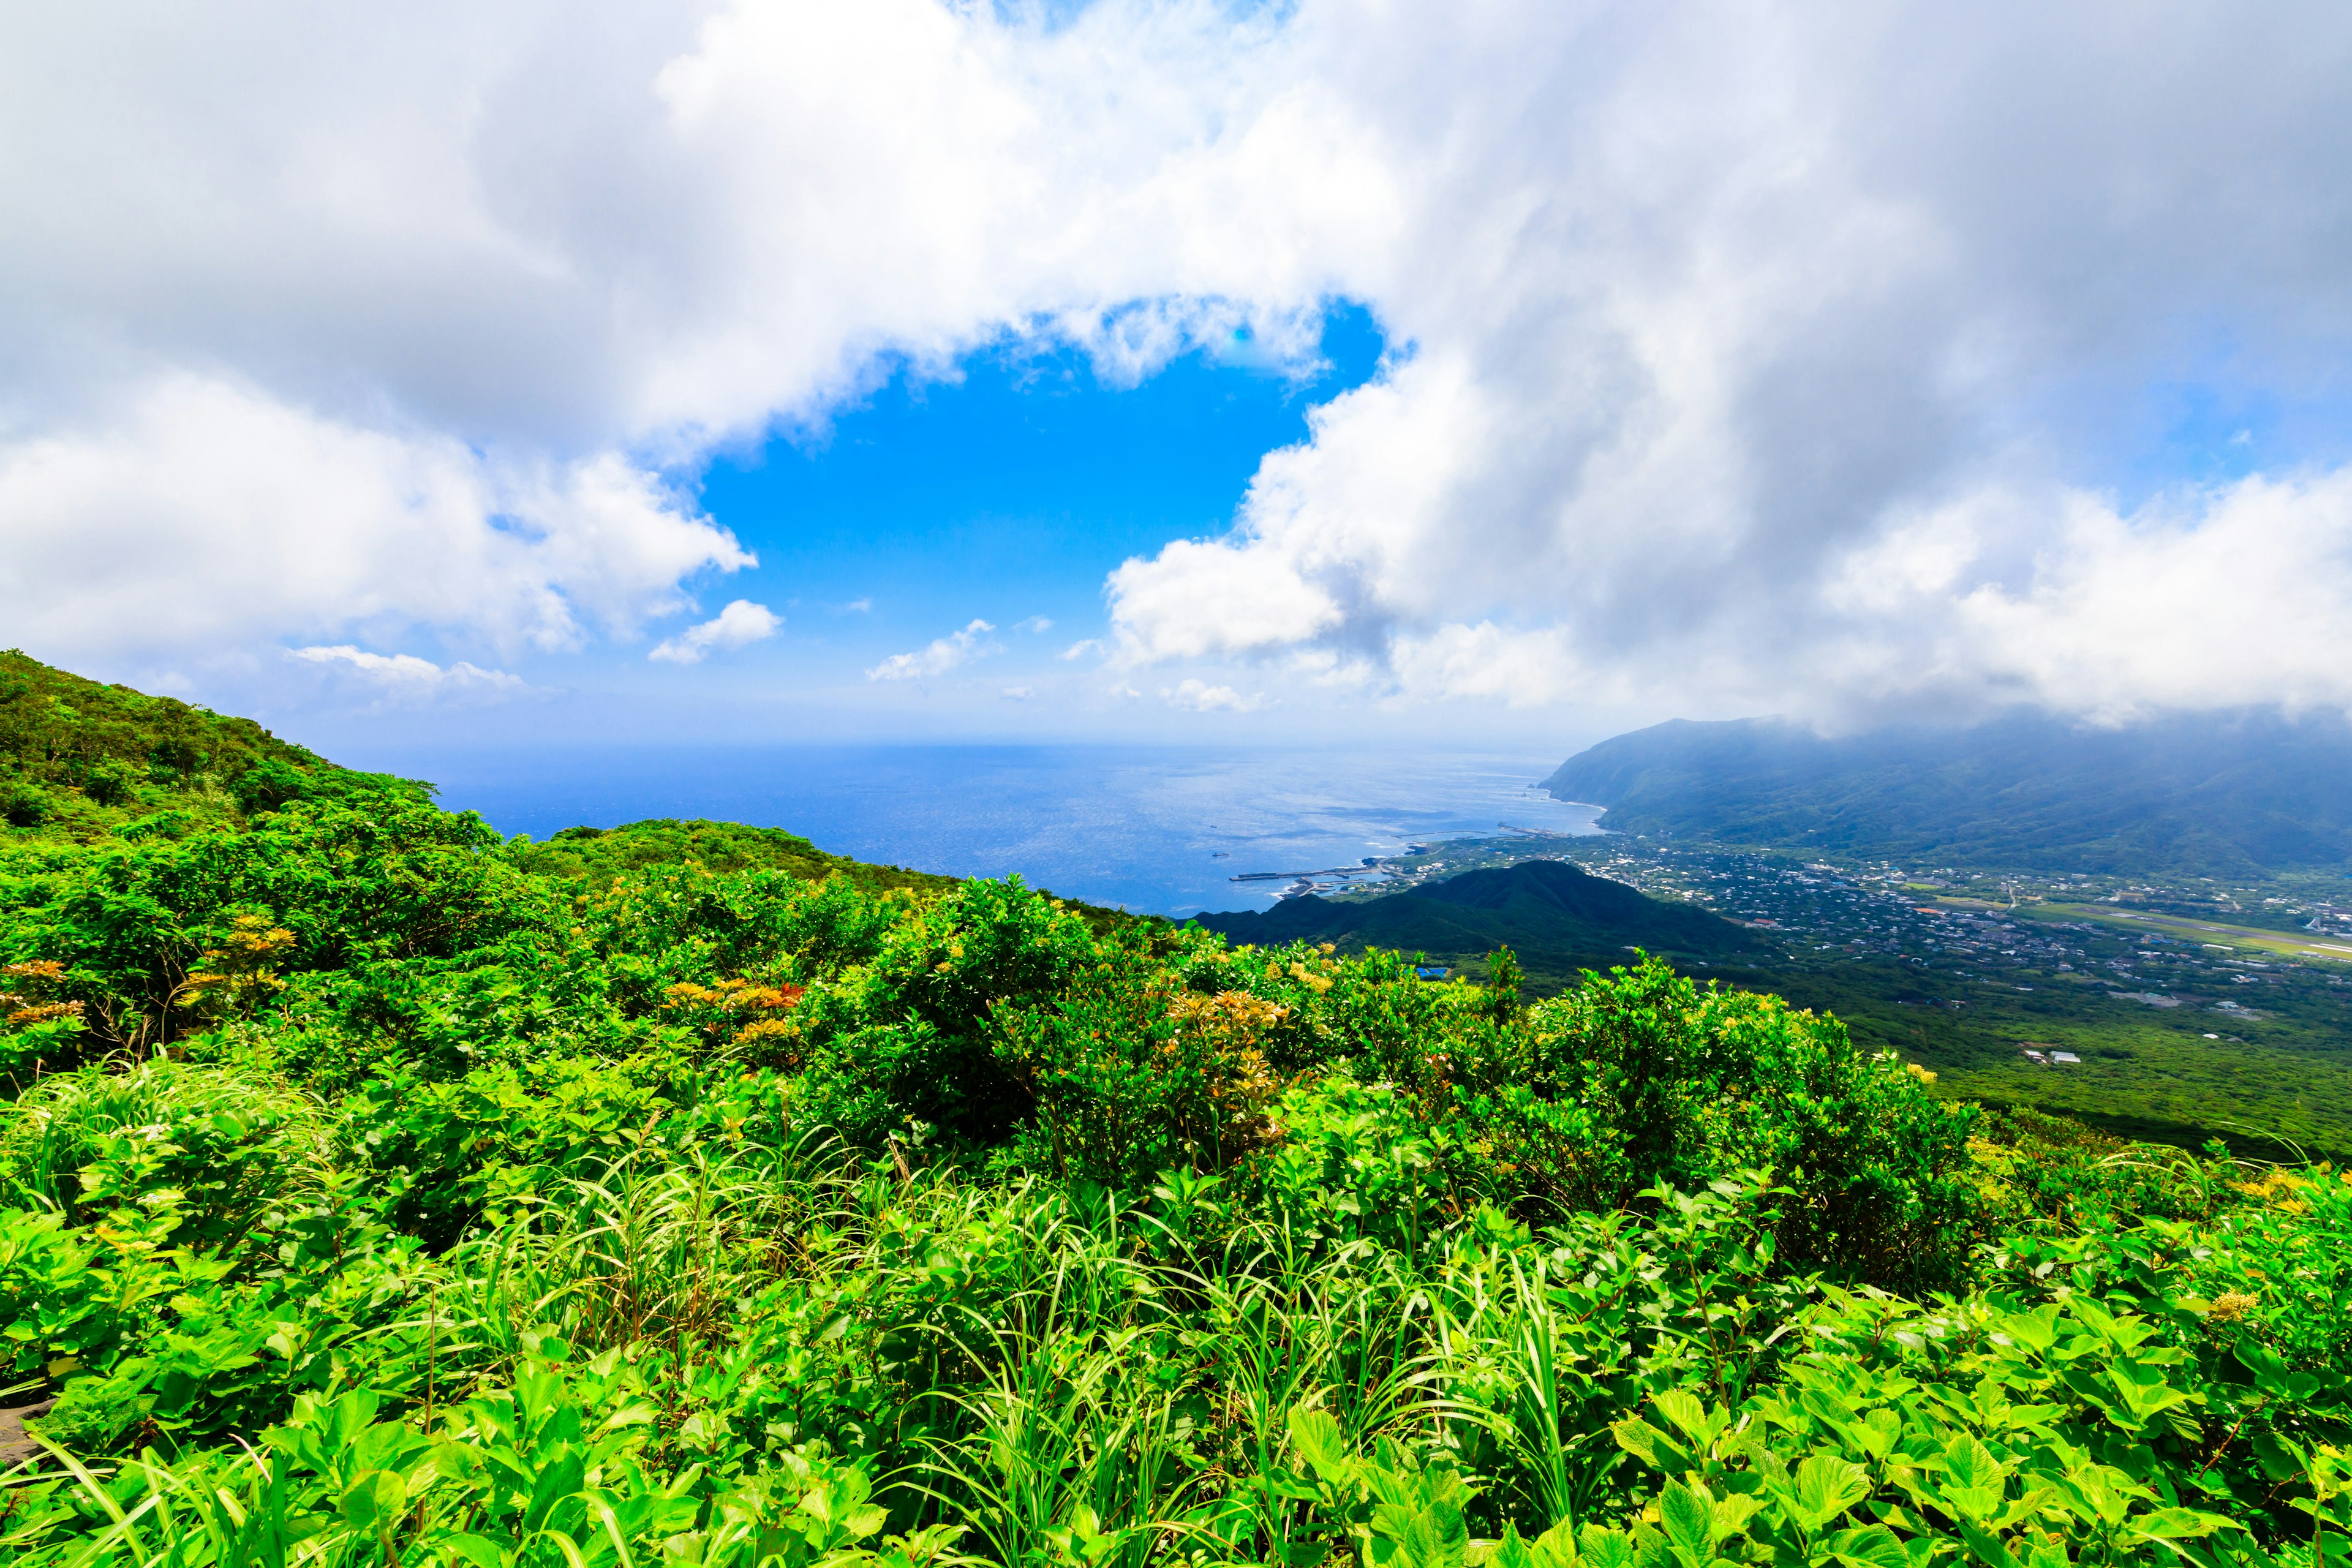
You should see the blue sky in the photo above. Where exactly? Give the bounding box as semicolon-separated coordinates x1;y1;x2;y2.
281;306;1405;756
690;306;1384;686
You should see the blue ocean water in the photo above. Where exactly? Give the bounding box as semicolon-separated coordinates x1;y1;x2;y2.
392;745;1603;917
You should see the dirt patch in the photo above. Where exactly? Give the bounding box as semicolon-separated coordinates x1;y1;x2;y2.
0;1399;56;1470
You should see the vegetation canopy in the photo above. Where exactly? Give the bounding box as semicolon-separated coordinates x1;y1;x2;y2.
0;657;2345;1568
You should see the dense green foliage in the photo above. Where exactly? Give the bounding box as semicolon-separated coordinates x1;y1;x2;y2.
1191;862;1756;974
0;651;428;842
1;779;2348;1567
1472;943;2352;1163
1207;853;2352;1161
1544;711;2352;878
0;660;2344;1566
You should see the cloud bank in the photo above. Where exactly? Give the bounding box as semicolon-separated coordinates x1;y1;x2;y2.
7;1;2352;721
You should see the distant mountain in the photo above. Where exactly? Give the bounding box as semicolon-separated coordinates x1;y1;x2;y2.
1542;709;2352;876
1189;858;1758;971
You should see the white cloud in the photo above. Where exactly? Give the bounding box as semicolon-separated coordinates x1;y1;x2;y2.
1090;2;2352;721
840;597;875;613
289;644;526;704
1814;473;2352;722
1015;616;1054;633
866;618;999;680
10;1;2352;719
0;375;751;662
0;1;1382;667
1001;685;1036;701
1163;677;1265;714
649;598;780;663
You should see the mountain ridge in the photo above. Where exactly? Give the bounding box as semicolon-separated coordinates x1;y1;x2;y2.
1542;708;2352;876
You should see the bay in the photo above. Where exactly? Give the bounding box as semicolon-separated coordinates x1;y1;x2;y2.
387;744;1604;917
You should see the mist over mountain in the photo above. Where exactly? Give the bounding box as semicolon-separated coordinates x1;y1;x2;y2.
1542;709;2352;876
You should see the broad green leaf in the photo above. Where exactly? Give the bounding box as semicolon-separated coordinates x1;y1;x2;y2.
1490;1523;1536;1568
1651;1391;1721;1451
1790;1457;1871;1531
1659;1482;1716;1568
1955;1518;2011;1568
1578;1526;1638;1568
441;1534;511;1568
1825;1523;1910;1568
2131;1507;2237;1540
1615;1420;1697;1476
1526;1519;1583;1568
1994;1306;2060;1354
522;1451;586;1533
1935;1434;2008;1521
339;1469;405;1534
2248;1438;2305;1485
1289;1407;1354;1485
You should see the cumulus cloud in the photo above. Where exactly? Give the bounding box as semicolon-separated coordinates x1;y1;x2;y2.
649;598;780;663
289;644;527;704
1014;616;1054;634
0;376;752;663
10;1;2352;717
0;0;1388;671
1163;677;1265;714
867;619;1000;680
1090;2;2352;721
1813;473;2352;722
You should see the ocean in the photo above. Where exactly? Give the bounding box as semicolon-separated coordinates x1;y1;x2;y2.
396;744;1604;918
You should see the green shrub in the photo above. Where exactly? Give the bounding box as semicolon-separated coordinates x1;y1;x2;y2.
1471;955;1981;1287
4;780;53;828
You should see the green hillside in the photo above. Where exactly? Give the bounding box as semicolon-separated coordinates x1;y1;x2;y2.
1544;709;2352;877
1191;858;1762;970
0;648;427;840
1;663;2347;1566
517;818;960;894
516;816;1136;930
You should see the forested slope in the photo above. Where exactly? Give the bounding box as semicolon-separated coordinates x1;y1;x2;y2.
1544;709;2352;876
0;649;428;842
1191;859;1760;971
0;663;2345;1567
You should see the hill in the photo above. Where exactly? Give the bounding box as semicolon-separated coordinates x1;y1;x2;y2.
516;818;960;895
0;649;428;840
1189;857;1761;971
514;816;1140;928
1543;707;2352;877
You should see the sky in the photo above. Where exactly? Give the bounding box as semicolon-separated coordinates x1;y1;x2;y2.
5;0;2352;757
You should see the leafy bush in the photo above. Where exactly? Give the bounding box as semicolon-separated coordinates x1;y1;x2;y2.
1468;956;1981;1287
